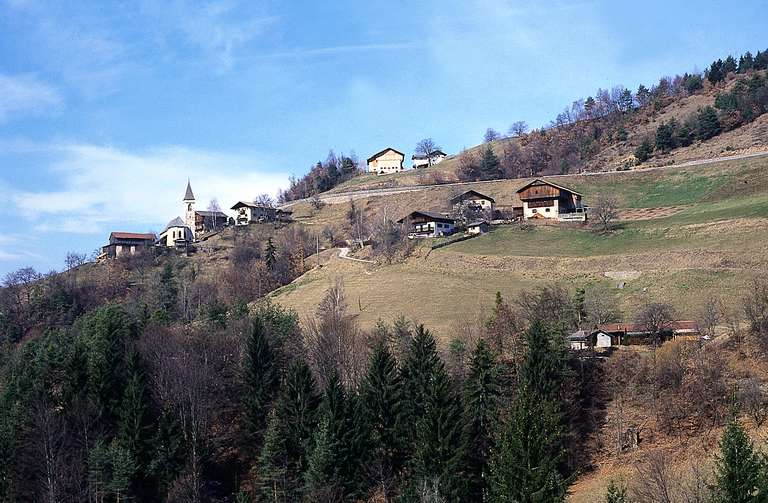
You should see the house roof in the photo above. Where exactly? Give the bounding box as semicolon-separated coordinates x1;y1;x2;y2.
195;210;228;218
163;217;189;231
467;220;489;227
516;178;583;197
110;232;155;241
367;147;405;163
450;189;496;204
184;180;195;201
396;210;455;224
412;150;447;159
598;320;700;334
230;201;275;210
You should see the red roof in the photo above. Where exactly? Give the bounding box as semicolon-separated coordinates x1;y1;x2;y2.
110;232;155;240
599;320;700;334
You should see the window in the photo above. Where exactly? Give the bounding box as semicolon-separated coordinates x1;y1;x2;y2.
532;209;538;213
545;208;550;212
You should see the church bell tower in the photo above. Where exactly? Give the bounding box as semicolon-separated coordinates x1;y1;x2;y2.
183;180;196;240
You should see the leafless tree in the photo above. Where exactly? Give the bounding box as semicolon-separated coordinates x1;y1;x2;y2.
583;284;621;328
635;302;677;347
207;198;223;230
310;194;325;211
345;199;368;250
304;280;368;389
631;451;675;503
744;278;768;348
65;251;87;271
414;138;442;167
483;128;501;143
255;193;275;208
591;194;619;233
370;206;412;263
739;377;768;427
517;284;578;333
507;121;529;137
697;296;723;339
485;293;525;361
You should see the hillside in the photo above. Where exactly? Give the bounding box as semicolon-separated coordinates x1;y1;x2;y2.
273;154;768;337
297;69;768;196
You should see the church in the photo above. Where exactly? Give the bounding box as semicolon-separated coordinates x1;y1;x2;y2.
158;181;230;248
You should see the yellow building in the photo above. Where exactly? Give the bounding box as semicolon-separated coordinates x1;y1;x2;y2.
367;147;405;175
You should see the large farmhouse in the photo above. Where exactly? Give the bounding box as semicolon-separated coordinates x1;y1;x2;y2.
101;232;155;259
516;179;586;221
397;211;456;238
412;150;447;169
450;189;496;215
231;201;277;225
367;148;405;175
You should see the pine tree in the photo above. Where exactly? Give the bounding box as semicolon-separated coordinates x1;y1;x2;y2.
462;339;501;502
489;322;569;503
359;341;405;498
258;409;289;503
157;264;178;318
697;106;722;141
479;145;502;181
265;238;277;271
401;326;464;499
276;360;319;497
304;416;335;496
724;55;738;74
655;121;677;153
116;350;152;484
604;480;628;503
711;413;767;503
634;137;654;163
243;317;278;443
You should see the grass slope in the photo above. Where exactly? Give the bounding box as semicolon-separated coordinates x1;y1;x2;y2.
274;155;768;337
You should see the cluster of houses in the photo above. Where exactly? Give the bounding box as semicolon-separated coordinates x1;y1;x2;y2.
397;178;588;238
101;181;292;259
366;147;448;175
568;320;703;350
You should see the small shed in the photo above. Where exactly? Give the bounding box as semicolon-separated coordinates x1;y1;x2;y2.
467;220;490;235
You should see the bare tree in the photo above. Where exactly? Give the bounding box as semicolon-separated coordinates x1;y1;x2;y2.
739;377;768;427
635;302;677;347
583;284;621;328
65;251;87;270
697;296;723;339
310;193;325;212
591;195;619;233
345;199;368;250
414;138;442;167
207;198;222;230
631;451;675;503
483;128;501;143
744;278;768;348
507;121;529;137
304;280;367;389
255;193;275;208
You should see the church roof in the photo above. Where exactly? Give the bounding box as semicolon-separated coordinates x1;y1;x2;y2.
164;216;188;231
183;180;195;201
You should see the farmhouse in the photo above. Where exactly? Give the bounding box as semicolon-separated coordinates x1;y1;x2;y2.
101;232;155;259
597;320;701;345
231;201;277;225
516;179;586;221
367;148;405;175
450;189;496;214
412;150;447;169
397;211;456;238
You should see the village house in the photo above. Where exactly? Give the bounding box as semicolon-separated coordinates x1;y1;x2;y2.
597;321;701;345
397;211;456;238
367;147;405;175
450;189;496;215
231;201;277;225
467;220;490;235
158;217;193;249
412;150;447;169
101;232;155;259
516;179;586;221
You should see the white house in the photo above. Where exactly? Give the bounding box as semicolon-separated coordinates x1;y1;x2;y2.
158;217;193;248
231;201;277;225
397;211;456;238
412;150;447;169
516;179;586;221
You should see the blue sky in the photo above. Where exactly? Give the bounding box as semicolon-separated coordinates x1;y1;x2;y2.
0;0;766;275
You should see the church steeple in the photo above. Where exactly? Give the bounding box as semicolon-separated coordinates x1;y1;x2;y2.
183;180;196;240
183;179;195;202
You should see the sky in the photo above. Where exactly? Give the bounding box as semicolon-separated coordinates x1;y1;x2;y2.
0;0;766;275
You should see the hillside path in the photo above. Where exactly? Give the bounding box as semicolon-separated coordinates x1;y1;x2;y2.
338;247;376;264
279;150;768;208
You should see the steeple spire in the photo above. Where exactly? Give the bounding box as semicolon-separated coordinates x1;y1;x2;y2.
183;179;195;201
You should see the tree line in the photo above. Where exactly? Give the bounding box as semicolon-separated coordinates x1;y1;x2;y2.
279;151;361;203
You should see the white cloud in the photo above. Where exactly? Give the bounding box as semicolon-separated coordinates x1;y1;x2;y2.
0;74;62;122
12;143;290;235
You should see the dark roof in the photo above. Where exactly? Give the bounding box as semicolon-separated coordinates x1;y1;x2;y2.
397;210;455;224
598;320;699;334
450;189;496;204
110;232;155;241
516;178;582;197
412;150;447;159
467;220;489;227
163;217;189;231
195;210;228;218
230;201;275;210
183;180;195;201
367;147;405;163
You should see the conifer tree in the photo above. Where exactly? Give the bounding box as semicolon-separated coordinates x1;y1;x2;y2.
243;317;278;442
462;339;501;502
489;322;569;503
604;480;628;503
634;137;654;163
276;360;319;497
359;341;405;498
258;409;289;503
711;413;767;503
304;416;335;497
479;145;502;180
697;106;722;141
265;238;277;271
116;350;152;486
401;326;464;499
